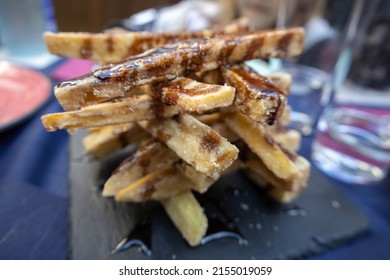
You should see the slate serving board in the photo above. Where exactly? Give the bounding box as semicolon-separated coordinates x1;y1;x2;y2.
69;131;369;260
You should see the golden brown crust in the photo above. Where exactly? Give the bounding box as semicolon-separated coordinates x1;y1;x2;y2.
139;114;239;178
242;144;310;192
161;190;208;246
223;65;286;125
224;112;299;180
267;72;292;95
54;28;304;110
82;123;149;159
266;126;301;152
40;24;311;246
245;169;303;203
44;18;251;64
151;77;235;112
114;165;186;202
41;95;181;131
103;140;179;196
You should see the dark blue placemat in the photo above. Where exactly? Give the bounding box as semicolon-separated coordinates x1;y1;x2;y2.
0;91;69;259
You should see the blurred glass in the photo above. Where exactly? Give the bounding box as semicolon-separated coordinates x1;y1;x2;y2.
312;0;390;184
280;63;330;135
0;0;52;58
236;0;281;30
313;107;390;184
273;0;359;135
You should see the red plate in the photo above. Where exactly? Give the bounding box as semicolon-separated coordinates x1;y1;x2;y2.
0;62;51;132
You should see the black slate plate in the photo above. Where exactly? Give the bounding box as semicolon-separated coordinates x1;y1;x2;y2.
69;131;369;259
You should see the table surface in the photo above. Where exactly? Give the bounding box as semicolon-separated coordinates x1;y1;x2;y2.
0;60;389;260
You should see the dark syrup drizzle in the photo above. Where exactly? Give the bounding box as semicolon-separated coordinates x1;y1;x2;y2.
201;218;248;245
111;218;152;257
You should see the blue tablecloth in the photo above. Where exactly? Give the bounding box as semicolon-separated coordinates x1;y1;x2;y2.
0;61;389;259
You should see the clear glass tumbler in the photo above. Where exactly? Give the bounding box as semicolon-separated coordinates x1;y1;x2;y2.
311;0;390;184
313;107;390;184
274;0;358;136
0;0;49;58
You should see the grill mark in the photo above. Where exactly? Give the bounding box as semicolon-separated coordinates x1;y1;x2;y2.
264;132;275;146
95;47;177;80
141;167;176;200
142;179;158;200
84;29;301;97
106;35;114;53
160;78;222;105
182;84;221;96
232;68;283;95
112;153;137;175
80;38;92;59
218;39;237;64
126;33;203;58
270;94;285;125
110;24;247;60
264;131;297;161
260;91;282;125
156;129;171;143
125;34;169;57
278;143;297;162
151;98;166;118
273;125;287;133
244;37;264;60
200;130;221;151
102;96;125;103
185;42;203;72
277;33;293;54
231;67;284;124
125;48;185;83
161;87;180;105
112;141;157;175
139;157;151;176
129;36;148;56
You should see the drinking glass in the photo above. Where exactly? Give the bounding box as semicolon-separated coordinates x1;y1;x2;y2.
312;0;390;184
274;0;358;135
0;0;57;67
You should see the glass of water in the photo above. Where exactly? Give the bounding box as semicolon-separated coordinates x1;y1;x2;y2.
0;0;54;59
311;0;390;184
273;0;358;136
313;107;390;184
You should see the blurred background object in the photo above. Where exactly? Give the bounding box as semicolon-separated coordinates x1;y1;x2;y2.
235;0;280;30
277;0;344;71
332;0;390;106
0;61;51;132
0;0;58;68
312;0;390;184
0;0;47;57
152;0;220;32
240;0;356;136
53;0;180;32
